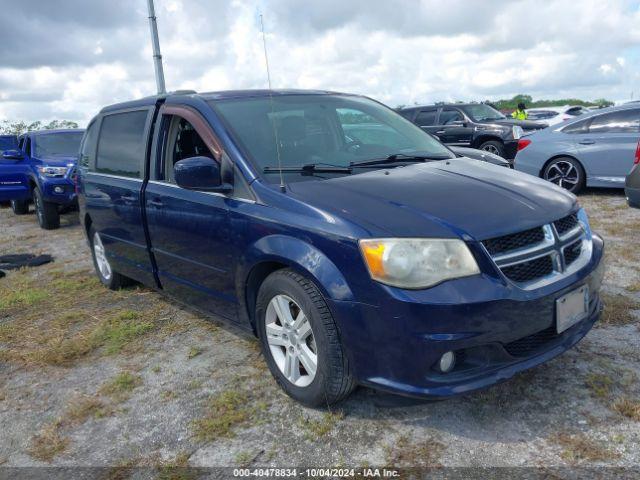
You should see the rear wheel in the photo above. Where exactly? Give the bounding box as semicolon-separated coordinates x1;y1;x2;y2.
478;140;505;157
10;199;29;215
90;228;133;290
543;157;585;193
33;187;59;229
256;269;356;407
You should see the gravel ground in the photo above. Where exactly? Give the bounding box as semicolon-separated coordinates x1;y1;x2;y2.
0;189;639;477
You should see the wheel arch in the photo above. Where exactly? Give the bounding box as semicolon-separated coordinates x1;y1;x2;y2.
472;135;503;149
539;154;586;178
237;235;355;334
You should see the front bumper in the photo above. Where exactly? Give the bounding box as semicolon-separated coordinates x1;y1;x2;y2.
41;178;77;205
332;233;605;399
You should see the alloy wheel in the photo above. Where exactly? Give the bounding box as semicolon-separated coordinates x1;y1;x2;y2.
34;194;44;226
481;144;501;155
545;160;579;190
264;294;317;387
93;232;112;281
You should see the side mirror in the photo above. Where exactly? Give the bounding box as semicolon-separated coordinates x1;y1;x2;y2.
174;156;232;192
2;149;23;160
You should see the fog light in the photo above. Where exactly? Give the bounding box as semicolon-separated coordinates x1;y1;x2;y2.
438;351;456;373
53;186;64;194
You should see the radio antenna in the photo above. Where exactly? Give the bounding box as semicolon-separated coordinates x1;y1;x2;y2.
260;14;285;192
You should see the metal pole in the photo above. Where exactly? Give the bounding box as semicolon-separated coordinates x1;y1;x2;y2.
146;0;166;94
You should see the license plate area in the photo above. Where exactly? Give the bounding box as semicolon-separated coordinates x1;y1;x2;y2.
556;285;589;334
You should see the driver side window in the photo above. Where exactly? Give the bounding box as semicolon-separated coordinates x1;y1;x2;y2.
162;116;215;183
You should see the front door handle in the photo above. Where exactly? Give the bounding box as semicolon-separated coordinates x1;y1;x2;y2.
148;199;163;208
435;130;446;135
578;139;595;145
121;195;137;202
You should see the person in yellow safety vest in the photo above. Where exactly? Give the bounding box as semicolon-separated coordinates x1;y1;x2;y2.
512;102;528;120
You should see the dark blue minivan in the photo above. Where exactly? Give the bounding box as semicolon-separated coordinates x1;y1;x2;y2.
78;90;604;406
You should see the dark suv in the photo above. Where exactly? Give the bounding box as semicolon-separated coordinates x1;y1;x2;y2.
399;103;545;159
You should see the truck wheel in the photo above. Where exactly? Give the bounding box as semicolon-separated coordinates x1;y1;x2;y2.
10;199;29;215
478;140;505;157
255;269;356;407
33;187;60;230
89;227;133;290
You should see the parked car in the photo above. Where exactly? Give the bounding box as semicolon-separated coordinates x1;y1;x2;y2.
398;103;545;159
515;104;640;193
0;129;84;229
79;90;604;406
526;106;591;126
625;147;640;207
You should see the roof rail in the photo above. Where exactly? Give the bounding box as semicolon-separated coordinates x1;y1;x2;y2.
171;89;197;95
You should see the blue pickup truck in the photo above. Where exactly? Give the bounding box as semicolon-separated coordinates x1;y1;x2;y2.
78;90;604;406
0;129;84;229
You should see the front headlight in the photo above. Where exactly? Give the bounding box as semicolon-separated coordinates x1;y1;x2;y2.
37;166;68;177
359;238;480;289
512;126;524;139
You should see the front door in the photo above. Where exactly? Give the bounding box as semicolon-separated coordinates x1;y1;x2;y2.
0;135;29;202
145;105;237;320
435;108;473;146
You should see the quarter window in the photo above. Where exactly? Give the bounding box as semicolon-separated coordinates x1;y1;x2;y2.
96;110;149;178
588;109;640;134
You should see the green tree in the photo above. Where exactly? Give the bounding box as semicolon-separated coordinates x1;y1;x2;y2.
0;119;79;136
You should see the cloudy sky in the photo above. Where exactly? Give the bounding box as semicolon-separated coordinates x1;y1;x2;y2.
1;0;639;126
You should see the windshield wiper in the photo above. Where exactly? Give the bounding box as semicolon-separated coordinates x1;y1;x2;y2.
350;153;452;167
263;164;352;174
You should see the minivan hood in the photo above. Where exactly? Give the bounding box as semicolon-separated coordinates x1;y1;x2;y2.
286;159;576;240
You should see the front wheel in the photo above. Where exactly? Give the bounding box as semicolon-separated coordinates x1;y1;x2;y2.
256;269;356;407
10;199;29;215
33;187;59;229
543;157;585;193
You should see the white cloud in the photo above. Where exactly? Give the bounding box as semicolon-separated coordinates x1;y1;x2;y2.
1;0;639;125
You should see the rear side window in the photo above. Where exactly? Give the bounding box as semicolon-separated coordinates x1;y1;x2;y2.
588;109;640;134
415;109;437;126
96;110;149;178
562;118;589;134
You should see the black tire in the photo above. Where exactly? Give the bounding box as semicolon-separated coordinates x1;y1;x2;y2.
478;140;505;157
543;156;585;194
33;187;59;230
89;226;133;290
256;269;356;407
10;199;29;215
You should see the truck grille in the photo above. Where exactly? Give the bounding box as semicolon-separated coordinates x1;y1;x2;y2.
482;212;590;289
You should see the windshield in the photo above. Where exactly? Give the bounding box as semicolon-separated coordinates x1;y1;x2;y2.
211;94;454;182
34;132;83;158
462;104;506;122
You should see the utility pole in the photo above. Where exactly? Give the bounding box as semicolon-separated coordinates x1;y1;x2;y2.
146;0;166;94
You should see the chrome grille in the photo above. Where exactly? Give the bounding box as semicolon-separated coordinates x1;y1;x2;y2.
482;213;591;289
